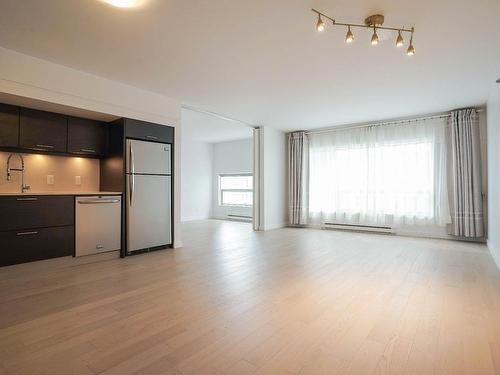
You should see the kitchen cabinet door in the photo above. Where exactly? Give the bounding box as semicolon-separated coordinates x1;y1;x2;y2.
125;119;174;144
68;117;108;156
19;108;68;152
0;103;19;147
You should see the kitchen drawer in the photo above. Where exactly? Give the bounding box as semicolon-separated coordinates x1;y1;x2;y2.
125;119;174;143
0;196;74;231
0;226;74;267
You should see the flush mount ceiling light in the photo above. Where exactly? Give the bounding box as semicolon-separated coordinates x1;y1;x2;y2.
101;0;146;8
312;9;415;56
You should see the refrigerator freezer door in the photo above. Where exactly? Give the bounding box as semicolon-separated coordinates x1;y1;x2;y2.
126;139;171;175
127;175;171;252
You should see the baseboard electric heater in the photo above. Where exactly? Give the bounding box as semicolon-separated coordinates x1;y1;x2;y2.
322;222;394;234
227;214;252;222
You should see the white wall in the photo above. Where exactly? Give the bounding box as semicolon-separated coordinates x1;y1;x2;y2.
181;139;213;221
488;85;500;267
260;127;287;230
0;46;184;247
212;138;253;220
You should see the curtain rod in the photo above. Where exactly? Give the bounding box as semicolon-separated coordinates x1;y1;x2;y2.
304;108;484;135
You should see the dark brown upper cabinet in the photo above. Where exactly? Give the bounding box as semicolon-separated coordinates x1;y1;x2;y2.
125;118;174;144
19;108;67;152
0;103;20;148
68;117;108;156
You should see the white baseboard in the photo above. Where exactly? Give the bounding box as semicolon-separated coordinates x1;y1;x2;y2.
181;216;210;222
173;240;183;248
487;240;500;271
262;222;287;231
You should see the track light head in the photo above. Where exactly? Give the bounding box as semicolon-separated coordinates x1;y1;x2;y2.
316;15;325;32
406;43;415;56
396;31;404;47
406;31;415;56
345;26;354;43
371;27;379;45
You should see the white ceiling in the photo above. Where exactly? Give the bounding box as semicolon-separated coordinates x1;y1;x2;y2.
181;108;253;143
0;0;499;131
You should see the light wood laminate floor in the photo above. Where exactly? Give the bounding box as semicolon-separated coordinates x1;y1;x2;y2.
1;220;500;375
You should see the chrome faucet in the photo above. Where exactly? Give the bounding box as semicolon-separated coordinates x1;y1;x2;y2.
6;153;30;193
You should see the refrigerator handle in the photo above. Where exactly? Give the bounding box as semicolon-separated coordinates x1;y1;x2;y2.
130;142;135;174
129;174;134;206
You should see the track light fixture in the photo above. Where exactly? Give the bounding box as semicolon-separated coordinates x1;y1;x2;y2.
396;30;404;47
345;25;354;43
316;14;325;32
312;9;415;56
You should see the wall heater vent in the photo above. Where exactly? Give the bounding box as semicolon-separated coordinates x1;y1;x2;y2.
322;222;394;234
227;214;252;222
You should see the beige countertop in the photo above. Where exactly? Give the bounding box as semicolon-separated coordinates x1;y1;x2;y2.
0;191;122;196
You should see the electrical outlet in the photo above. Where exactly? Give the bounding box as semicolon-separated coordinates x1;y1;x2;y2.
47;175;55;185
75;176;82;186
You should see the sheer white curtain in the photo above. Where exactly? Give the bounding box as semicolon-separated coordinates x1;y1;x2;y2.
308;118;451;229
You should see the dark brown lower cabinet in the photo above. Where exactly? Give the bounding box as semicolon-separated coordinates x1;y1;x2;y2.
0;195;75;267
0;226;74;267
0;196;74;231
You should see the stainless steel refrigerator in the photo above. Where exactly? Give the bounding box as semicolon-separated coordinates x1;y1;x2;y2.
126;139;172;253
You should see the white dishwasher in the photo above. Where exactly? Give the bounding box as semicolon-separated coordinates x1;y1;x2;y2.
75;196;121;257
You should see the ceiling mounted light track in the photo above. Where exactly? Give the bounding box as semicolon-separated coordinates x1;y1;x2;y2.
312;8;415;56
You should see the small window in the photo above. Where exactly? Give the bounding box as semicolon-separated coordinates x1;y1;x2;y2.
219;174;253;207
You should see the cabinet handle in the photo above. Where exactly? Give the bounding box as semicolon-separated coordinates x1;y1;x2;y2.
81;149;96;153
36;144;54;149
16;197;38;201
146;135;158;140
17;231;38;236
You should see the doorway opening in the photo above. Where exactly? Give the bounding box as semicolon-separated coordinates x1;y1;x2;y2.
180;107;256;228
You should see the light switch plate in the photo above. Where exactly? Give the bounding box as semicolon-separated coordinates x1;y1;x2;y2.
75;176;82;186
47;175;54;185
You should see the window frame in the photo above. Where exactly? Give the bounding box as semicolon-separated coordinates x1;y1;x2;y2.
218;173;253;207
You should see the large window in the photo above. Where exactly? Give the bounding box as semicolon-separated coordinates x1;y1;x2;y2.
307;118;450;228
219;174;253;207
